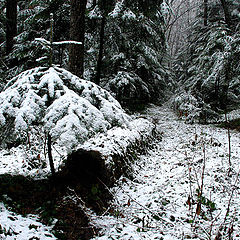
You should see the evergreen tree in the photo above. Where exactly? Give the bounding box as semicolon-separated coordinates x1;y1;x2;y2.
174;0;240;121
85;0;174;107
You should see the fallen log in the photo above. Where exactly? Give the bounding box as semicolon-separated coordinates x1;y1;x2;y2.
64;118;160;187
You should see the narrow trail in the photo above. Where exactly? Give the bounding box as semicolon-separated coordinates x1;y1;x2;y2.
91;105;240;239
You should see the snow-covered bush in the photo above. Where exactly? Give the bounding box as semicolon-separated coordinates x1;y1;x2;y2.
0;66;131;154
103;71;150;106
172;92;220;123
172;92;201;122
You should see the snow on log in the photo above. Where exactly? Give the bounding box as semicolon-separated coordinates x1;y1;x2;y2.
65;118;160;186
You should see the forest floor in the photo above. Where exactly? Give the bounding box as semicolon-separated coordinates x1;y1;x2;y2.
89;104;240;239
0;104;240;239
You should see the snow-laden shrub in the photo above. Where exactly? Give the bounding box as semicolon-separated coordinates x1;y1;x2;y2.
0;66;131;153
172;92;220;123
104;71;150;106
172;92;200;121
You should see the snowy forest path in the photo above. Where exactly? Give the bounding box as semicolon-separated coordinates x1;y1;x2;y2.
91;104;240;239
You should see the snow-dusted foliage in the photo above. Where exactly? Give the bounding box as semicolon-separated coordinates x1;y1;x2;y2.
85;0;174;106
105;71;150;105
0;0;70;82
171;91;220;123
187;24;240;109
0;67;131;153
172;92;200;120
174;0;240;119
0;203;56;240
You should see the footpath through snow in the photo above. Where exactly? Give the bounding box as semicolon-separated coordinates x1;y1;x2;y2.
90;104;240;239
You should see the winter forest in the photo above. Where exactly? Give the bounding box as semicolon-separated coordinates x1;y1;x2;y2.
0;0;240;239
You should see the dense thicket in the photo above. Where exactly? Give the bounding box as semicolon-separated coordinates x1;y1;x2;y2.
173;0;240;121
0;0;173;108
86;0;174;107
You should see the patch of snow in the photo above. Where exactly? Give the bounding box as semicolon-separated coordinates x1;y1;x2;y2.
52;40;82;45
88;5;102;19
122;9;136;20
0;145;65;179
0;203;56;240
38;67;64;98
108;0;124;18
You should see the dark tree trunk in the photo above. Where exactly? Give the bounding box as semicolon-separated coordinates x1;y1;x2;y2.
6;0;17;54
219;0;232;27
69;0;87;78
95;16;106;85
47;133;55;176
203;0;208;26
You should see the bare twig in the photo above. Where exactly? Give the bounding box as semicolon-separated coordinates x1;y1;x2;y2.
223;169;240;223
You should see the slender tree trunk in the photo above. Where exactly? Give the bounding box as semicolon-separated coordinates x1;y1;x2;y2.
203;0;208;26
95;16;106;85
219;0;231;27
47;133;55;176
49;13;54;66
69;0;87;78
6;0;17;54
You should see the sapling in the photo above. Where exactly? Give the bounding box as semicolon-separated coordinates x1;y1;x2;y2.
47;13;55;175
185;150;193;212
224;112;232;174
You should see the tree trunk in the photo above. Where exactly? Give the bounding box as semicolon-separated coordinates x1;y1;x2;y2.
69;0;87;78
95;16;106;85
219;0;231;27
47;133;55;176
203;0;208;26
6;0;17;54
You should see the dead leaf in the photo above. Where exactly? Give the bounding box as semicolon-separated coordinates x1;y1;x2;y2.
187;196;191;209
196;203;201;215
122;178;127;183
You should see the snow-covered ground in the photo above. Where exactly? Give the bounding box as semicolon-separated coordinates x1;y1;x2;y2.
0;104;240;239
0;145;65;179
90;105;240;239
0;202;56;240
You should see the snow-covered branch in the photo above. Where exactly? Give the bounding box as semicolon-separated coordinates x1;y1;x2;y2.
34;38;82;47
